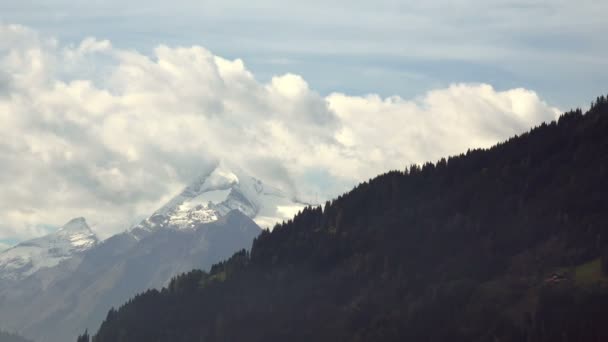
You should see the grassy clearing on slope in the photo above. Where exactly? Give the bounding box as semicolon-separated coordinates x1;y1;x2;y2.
573;258;608;287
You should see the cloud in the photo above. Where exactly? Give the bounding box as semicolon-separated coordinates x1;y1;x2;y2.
324;84;559;181
0;24;561;240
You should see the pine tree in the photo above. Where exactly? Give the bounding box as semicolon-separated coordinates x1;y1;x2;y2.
76;330;89;342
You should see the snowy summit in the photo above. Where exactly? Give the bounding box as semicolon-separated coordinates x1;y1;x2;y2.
0;217;98;282
131;161;309;236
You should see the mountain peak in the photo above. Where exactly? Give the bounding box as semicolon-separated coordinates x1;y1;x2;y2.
55;217;98;250
0;217;98;282
132;161;308;234
58;217;91;234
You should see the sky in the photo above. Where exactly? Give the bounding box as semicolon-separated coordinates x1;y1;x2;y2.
0;0;606;245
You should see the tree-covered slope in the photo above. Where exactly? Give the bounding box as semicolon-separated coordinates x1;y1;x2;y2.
92;96;608;342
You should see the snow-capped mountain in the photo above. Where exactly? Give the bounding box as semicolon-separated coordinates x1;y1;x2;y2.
0;217;98;282
132;161;308;236
0;162;309;342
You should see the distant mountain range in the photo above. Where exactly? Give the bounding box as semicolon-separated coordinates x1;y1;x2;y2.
0;162;306;342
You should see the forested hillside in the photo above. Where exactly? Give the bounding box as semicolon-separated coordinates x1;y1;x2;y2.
91;95;608;342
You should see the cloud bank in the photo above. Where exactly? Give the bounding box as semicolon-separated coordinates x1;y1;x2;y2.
0;24;560;240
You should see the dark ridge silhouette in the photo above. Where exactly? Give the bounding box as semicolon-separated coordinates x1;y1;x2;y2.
90;95;608;342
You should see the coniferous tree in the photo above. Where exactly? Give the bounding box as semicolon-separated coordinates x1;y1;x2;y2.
76;330;89;342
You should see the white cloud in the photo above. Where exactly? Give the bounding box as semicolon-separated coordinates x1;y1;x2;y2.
0;24;561;240
325;85;559;180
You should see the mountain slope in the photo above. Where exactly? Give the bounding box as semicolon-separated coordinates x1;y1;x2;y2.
0;217;98;283
93;96;608;342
